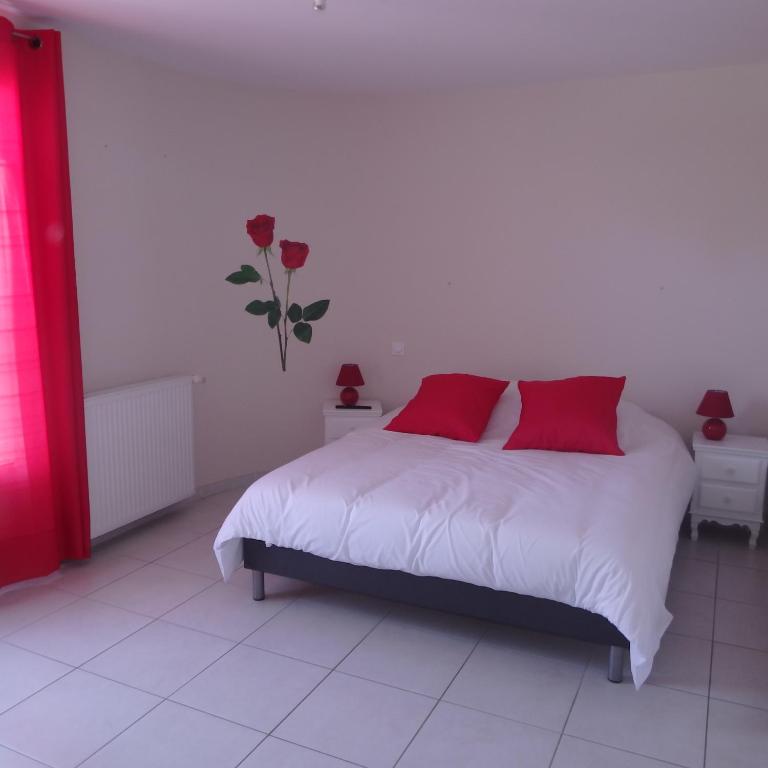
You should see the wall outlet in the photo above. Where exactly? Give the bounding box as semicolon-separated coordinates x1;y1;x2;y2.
391;341;405;356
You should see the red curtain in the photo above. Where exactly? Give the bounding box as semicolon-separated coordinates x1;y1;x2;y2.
0;18;89;588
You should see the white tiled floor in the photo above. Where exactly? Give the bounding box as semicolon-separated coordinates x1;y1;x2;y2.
1;494;768;767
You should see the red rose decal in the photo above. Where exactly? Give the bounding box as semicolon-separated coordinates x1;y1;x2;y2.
246;214;275;248
279;240;309;270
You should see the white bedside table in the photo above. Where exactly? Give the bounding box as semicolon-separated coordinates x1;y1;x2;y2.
691;432;768;549
323;400;383;445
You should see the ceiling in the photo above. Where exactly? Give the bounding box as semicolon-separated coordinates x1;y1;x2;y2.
5;0;768;91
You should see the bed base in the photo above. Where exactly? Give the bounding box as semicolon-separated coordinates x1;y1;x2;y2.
244;539;628;683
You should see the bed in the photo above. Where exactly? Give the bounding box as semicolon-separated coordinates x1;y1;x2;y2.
214;389;695;687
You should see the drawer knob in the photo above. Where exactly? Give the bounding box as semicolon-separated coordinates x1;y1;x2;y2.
725;467;735;476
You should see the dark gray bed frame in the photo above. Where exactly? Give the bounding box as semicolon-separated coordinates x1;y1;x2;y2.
243;538;628;682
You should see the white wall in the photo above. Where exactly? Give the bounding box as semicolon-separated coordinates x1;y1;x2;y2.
63;32;768;487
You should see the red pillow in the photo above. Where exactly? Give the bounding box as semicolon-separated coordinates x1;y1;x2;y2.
385;373;509;442
503;376;626;455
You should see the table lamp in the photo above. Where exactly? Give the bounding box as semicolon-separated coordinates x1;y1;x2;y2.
336;364;365;407
696;389;734;441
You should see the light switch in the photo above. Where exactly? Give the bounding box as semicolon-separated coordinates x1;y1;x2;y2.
391;341;405;356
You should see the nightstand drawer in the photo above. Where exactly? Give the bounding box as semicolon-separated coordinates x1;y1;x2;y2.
699;482;760;517
698;454;761;485
325;415;378;442
323;400;383;445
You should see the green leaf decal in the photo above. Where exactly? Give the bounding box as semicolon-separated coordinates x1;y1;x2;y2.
293;322;313;343
226;265;261;284
267;307;281;328
302;299;330;322
245;300;269;315
287;303;302;323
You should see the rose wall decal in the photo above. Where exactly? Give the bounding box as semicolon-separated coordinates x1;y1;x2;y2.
226;214;330;371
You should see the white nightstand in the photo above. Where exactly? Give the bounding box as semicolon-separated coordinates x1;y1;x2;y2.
691;432;768;549
323;400;383;445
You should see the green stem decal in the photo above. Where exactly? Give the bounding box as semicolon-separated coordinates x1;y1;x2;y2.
262;247;285;371
282;269;293;371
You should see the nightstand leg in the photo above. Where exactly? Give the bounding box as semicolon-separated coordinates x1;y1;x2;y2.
252;570;265;601
690;516;700;542
748;524;761;550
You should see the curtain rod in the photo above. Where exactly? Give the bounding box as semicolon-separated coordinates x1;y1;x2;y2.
11;30;43;49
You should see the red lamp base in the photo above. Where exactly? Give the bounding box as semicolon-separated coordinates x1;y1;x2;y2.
702;417;727;441
339;386;359;407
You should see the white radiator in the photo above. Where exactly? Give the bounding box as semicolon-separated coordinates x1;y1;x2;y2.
84;376;197;538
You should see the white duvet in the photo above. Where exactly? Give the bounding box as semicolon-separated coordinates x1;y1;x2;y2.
214;391;695;687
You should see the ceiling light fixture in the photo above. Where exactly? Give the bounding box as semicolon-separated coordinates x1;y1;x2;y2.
313;0;326;10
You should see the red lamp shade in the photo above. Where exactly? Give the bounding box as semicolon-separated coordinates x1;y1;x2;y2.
696;390;734;419
696;389;734;441
336;364;364;388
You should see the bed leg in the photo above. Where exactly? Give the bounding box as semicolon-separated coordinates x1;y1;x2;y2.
252;570;265;601
607;646;625;683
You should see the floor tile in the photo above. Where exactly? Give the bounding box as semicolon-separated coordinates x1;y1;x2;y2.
5;598;151;665
718;543;768;572
80;700;263;768
706;698;768;768
240;737;354;768
605;632;711;696
95;521;201;562
482;624;595;665
55;553;145;596
717;565;768;607
243;591;390;667
650;634;712;697
565;669;707;768
0;642;71;713
714;599;768;652
443;632;585;731
191;505;233;532
88;564;214;617
552;736;675;767
275;672;433;768
0;670;158;768
162;579;294;641
670;558;717;597
11;521;768;767
667;590;715;639
171;644;327;732
0;746;51;768
144;506;224;538
398;701;556;768
338;606;482;697
675;536;719;563
196;487;245;510
711;642;768;710
0;586;77;638
83;620;233;696
174;503;234;535
156;532;222;579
